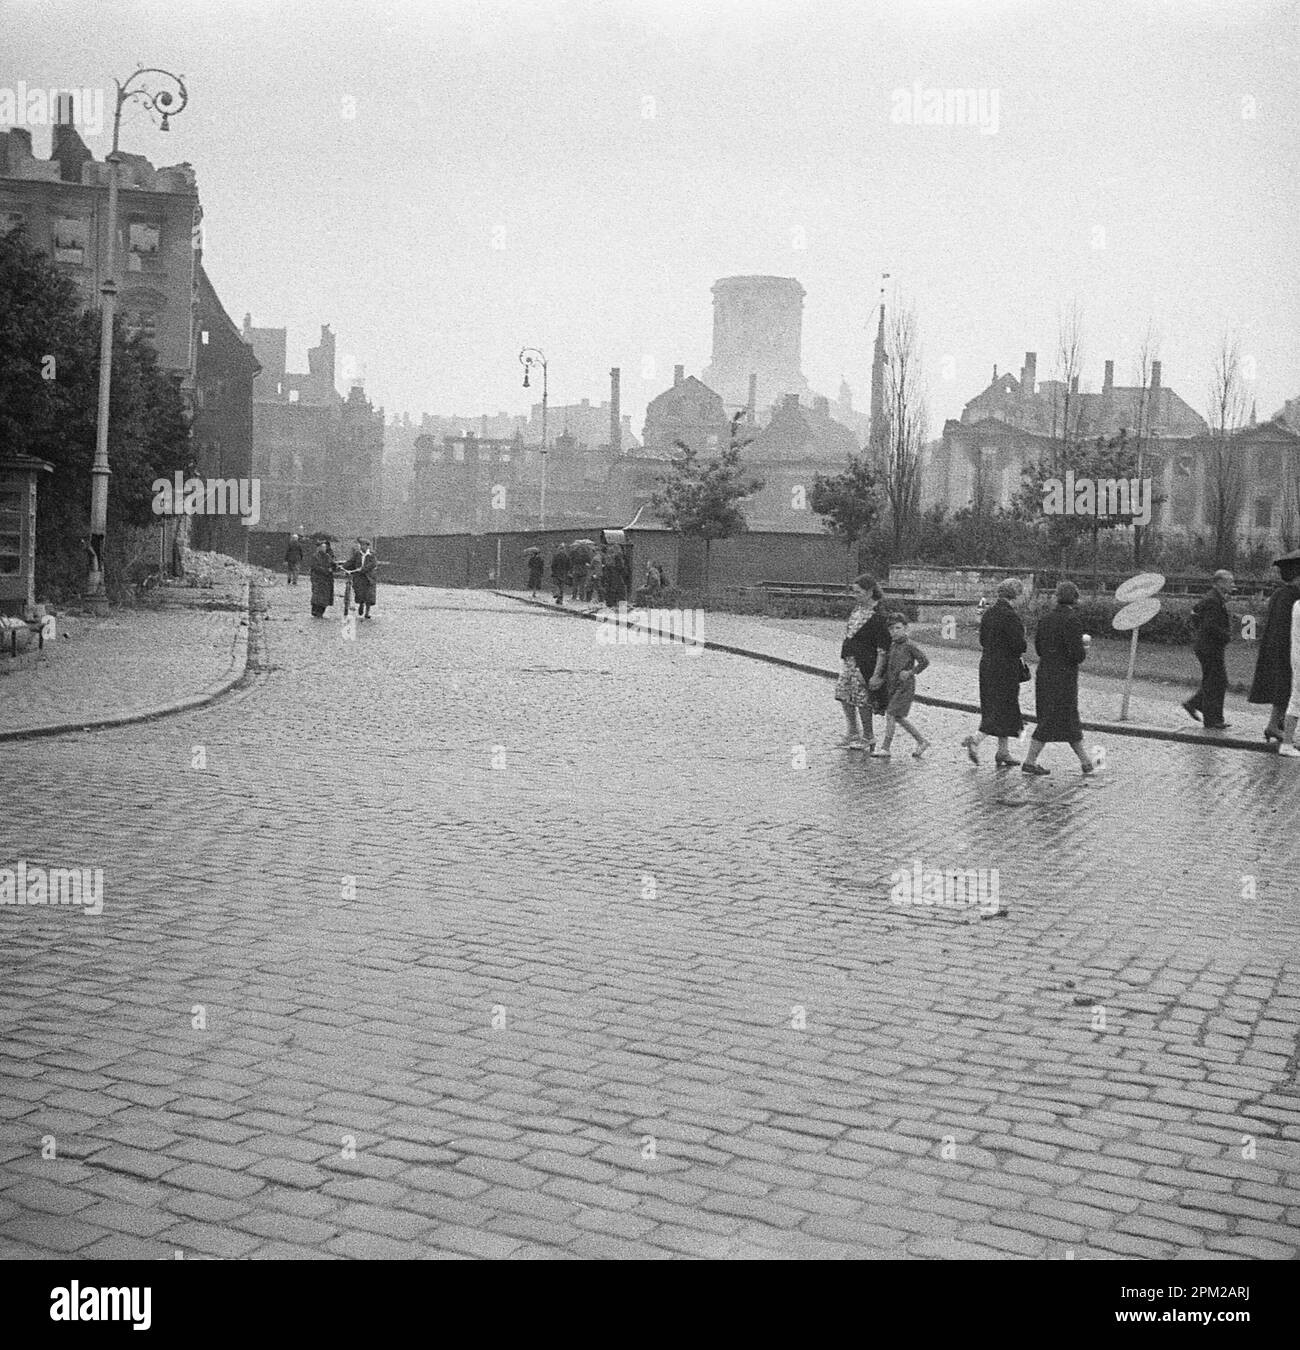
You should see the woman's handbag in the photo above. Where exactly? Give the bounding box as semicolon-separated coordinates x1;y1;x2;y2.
1019;659;1033;683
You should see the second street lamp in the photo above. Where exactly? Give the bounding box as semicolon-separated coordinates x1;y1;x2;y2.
87;67;188;603
519;347;548;529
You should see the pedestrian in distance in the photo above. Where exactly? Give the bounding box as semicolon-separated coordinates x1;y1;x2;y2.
569;550;588;604
285;533;304;586
1182;569;1235;730
309;538;335;618
963;577;1029;766
872;616;932;758
527;550;544;597
345;537;378;619
550;543;570;605
1248;548;1300;754
1021;581;1099;776
602;545;627;606
834;573;891;751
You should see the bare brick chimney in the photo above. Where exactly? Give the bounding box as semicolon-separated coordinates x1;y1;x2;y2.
1103;360;1114;391
51;95;92;184
673;364;684;387
1021;351;1037;394
1150;360;1162;393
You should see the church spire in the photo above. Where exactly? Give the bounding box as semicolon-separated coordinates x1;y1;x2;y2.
869;274;889;461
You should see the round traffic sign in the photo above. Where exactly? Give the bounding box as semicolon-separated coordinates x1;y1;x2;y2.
1113;596;1160;631
1114;572;1166;603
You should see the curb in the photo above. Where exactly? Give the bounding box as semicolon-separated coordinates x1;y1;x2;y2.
493;590;1281;754
0;577;259;744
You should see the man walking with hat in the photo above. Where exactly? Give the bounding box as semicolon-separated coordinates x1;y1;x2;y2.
1182;569;1234;730
1248;548;1300;754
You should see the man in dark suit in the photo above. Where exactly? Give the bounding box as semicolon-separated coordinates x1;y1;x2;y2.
1182;569;1234;730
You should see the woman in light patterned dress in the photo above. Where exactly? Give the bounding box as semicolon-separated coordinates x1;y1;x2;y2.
834;574;891;751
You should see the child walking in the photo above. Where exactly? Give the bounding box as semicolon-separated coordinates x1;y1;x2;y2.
873;617;932;758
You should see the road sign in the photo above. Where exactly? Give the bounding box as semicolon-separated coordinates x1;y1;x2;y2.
1114;572;1165;603
1112;596;1161;631
1110;586;1163;721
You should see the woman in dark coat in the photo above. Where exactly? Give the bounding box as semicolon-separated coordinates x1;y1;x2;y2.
550;544;570;605
527;551;544;596
346;537;378;619
309;540;335;618
1021;581;1098;776
962;577;1027;766
602;546;627;606
1248;550;1300;746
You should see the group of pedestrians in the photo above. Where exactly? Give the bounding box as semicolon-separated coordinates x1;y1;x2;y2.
959;578;1100;776
834;574;933;759
300;535;379;620
531;543;639;607
1176;551;1300;755
834;546;1300;769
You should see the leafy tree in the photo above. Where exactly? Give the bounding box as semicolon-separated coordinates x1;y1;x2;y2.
809;454;883;578
1014;430;1158;586
651;415;763;592
0;223;191;599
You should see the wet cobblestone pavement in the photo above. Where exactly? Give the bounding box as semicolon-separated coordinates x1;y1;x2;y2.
2;584;1298;1259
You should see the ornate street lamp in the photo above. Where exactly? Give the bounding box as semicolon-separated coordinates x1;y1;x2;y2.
519;347;548;529
87;67;189;603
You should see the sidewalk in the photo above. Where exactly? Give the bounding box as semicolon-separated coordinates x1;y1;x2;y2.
495;591;1280;751
0;557;254;741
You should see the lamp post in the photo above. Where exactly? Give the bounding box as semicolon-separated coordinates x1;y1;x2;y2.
87;67;188;603
519;347;548;529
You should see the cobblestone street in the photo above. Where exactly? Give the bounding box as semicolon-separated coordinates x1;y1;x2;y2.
2;582;1299;1260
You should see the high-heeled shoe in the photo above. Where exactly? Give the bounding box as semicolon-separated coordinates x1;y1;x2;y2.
994;753;1020;767
961;735;980;764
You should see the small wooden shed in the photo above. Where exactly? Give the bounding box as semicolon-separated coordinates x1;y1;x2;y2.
0;453;54;617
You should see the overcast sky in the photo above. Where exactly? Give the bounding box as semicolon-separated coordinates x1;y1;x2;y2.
6;0;1298;438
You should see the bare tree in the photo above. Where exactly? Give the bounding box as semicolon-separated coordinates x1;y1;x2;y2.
1280;448;1300;552
1049;301;1086;467
1204;331;1248;568
882;297;928;553
1130;321;1161;565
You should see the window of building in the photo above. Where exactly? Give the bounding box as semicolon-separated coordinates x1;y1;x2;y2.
128;220;161;255
1255;498;1272;529
201;330;210;345
0;487;21;574
53;216;87;265
126;221;161;271
2;210;24;235
125;310;159;345
453;444;465;462
289;390;300;404
0;534;20;573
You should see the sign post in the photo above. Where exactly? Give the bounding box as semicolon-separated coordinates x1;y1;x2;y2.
1112;572;1165;721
